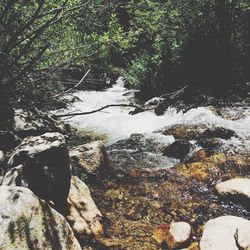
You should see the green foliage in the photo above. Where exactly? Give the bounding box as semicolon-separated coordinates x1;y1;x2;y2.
0;0;249;123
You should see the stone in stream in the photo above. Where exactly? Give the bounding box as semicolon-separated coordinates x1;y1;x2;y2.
67;176;103;238
69;140;110;178
202;127;237;140
7;132;71;214
153;222;192;249
200;216;250;250
163;139;193;160
0;185;81;250
216;178;250;202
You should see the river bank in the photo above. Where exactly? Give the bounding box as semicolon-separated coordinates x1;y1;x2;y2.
0;80;249;249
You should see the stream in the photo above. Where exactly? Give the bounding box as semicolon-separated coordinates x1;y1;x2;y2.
60;77;250;150
59;78;250;248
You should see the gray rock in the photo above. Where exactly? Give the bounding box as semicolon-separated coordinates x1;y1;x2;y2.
0;185;81;250
14;109;70;138
163;140;193;160
200;216;250;250
67;176;103;238
70;141;110;177
8;132;71;213
2;165;28;187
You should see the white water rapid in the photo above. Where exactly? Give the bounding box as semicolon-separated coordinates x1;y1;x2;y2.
59;78;250;154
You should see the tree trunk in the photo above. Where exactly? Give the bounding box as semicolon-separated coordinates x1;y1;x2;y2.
0;77;14;131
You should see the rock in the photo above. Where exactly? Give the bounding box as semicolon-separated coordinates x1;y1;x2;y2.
2;165;27;187
200;216;250;250
67;176;103;238
163;140;193;160
69;141;110;177
14;108;70;138
8;132;71;213
0;150;4;162
129;107;144;115
107;133;178;178
161;124;208;141
189;148;207;162
202;127;237;140
197;138;221;153
144;97;160;106
0;185;81;250
153;222;192;249
216;178;250;201
0;130;21;151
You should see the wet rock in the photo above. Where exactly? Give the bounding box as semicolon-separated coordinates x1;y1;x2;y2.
107;133;177;177
153;222;192;249
197;138;221;153
14;109;70;138
202;127;237;140
200;216;250;250
188;148;207;162
0;185;81;250
0;130;21;151
176;153;226;181
216;178;250;202
163;140;193;160
8;132;71;213
144;97;160;106
69;141;110;177
67;176;103;238
160;124;208;141
129;107;144;115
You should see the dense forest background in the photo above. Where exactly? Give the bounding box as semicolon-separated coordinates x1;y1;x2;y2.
0;0;249;129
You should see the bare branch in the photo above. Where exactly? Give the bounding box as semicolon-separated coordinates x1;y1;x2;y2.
54;69;91;98
56;104;146;117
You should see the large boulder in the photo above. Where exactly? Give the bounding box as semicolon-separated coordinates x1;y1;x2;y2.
67;176;103;239
200;216;250;250
69;141;110;177
0;185;81;250
216;178;250;202
153;222;192;249
7;132;71;213
14;109;70;138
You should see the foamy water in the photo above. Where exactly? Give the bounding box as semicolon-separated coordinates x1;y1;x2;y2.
58;78;250;154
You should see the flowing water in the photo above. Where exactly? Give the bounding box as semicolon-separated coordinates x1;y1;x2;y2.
59;78;250;153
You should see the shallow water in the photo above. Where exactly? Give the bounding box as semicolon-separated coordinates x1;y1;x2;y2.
58;78;250;154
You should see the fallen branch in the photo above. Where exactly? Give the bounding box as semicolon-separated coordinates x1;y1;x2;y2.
56;104;147;117
54;69;91;98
